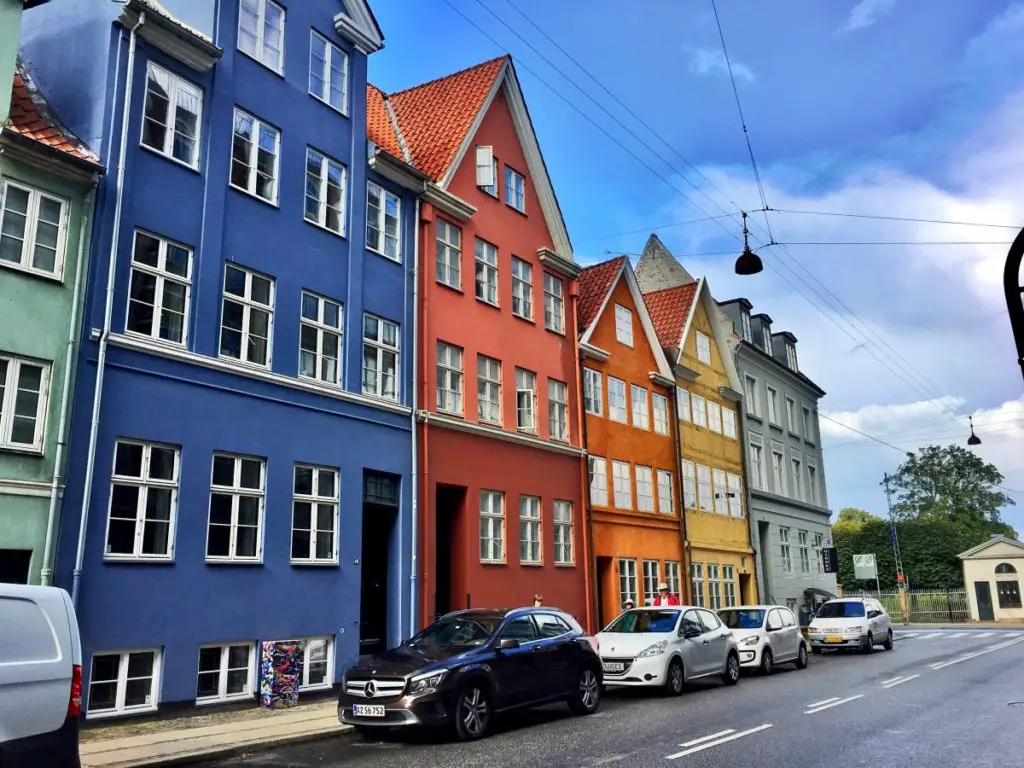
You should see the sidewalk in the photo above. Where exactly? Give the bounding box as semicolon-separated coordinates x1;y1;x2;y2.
79;699;350;768
896;621;1024;630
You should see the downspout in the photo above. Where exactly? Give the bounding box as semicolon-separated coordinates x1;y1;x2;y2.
575;347;596;633
417;206;431;624
733;394;758;604
408;195;421;638
668;382;691;603
40;182;97;586
71;11;146;605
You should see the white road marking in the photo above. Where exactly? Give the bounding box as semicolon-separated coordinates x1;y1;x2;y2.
882;674;920;689
931;636;1024;670
1006;631;1022;638
666;725;773;760
974;632;994;639
805;694;864;714
679;730;734;748
915;633;940;640
592;756;628;766
881;676;904;685
807;696;840;708
895;632;919;639
948;632;973;639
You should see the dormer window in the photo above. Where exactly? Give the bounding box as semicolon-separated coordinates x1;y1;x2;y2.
786;344;798;371
763;327;772;354
740;311;752;342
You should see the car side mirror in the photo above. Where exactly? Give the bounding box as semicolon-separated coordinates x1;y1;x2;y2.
498;638;520;650
683;627;702;639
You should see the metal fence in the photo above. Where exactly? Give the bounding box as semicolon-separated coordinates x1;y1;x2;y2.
842;588;971;623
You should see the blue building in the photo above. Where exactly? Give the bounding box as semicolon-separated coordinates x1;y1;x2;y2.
20;0;420;717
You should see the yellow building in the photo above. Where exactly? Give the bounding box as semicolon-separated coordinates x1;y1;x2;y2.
644;275;758;607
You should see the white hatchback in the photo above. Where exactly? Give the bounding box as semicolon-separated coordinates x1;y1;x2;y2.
717;605;808;674
807;597;893;653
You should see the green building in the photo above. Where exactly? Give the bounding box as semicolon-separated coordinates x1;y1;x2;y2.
1;0;102;583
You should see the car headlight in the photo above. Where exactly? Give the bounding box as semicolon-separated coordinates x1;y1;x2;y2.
845;626;864;634
408;669;447;695
740;635;760;648
636;640;668;658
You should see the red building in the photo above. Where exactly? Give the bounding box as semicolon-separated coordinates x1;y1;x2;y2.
368;57;590;629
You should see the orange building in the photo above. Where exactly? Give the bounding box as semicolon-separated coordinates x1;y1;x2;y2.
368;57;589;628
577;257;682;627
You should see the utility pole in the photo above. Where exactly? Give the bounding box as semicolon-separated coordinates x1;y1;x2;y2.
883;473;909;622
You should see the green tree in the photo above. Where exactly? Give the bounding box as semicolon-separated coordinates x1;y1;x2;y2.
833;507;884;537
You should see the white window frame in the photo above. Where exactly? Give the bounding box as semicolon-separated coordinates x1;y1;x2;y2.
86;649;161;718
366;181;400;261
791;454;803;501
519;495;542;565
308;30;349;114
583;368;603;416
690;562;705;607
798;530;810;575
361;313;400;402
681;460;696;510
476;146;497;193
553;500;574;565
104;440;179;561
0;354;51;451
707;564;721;610
786;343;798;371
726;473;744;518
612;460;632;509
614;304;633;346
196;643;255;704
477;355;502;425
712;468;728;515
779;526;793;574
435;219;462;289
619;558;638;606
740;312;752;342
813;533;824;575
436;341;463;415
305;147;347;236
511;256;533;320
548;378;569;441
543;273;564;333
635;465;654;512
290;464;339;565
652;393;669;435
786;396;798;435
298;636;333;690
695;331;711;365
474;237;499;306
807;462;819;505
205;453;266;563
141;62;203;169
0;179;69;279
515;368;537;432
771;447;787;495
642;559;660;605
504;165;526;212
237;0;285;73
696;464;713;512
664;561;681;598
589;456;609;507
766;386;779;425
803;406;814;442
748;434;765;490
691;394;707;428
219;264;274;368
230;108;280;204
707;401;722;433
630;384;649;430
656;469;674;515
744;374;760;417
676;387;691;421
480;490;505;563
722;406;737;439
298;291;343;386
723;564;737;607
607;377;627;423
126;230;193;346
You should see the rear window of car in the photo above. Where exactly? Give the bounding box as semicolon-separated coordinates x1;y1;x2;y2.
0;596;59;663
816;601;865;618
604;609;679;633
718;609;765;629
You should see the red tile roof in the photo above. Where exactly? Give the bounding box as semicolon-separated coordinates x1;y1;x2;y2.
366;83;405;159
576;256;627;337
6;59;100;166
366;56;508;181
643;282;699;349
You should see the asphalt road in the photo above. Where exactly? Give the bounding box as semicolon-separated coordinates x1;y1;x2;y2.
203;628;1024;768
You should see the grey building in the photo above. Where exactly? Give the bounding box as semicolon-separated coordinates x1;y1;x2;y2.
717;298;837;618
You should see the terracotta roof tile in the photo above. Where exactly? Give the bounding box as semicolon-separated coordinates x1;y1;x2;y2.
366;84;404;159
576;256;627;336
643;282;699;349
6;59;100;166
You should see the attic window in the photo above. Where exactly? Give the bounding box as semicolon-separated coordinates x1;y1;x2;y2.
740;311;752;342
504;167;525;212
786;344;798;371
762;327;772;354
695;332;711;365
475;146;497;194
238;0;285;75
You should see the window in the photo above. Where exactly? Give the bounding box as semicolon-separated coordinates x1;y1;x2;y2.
656;469;674;515
690;563;705;607
813;533;824;575
744;375;760;417
298;292;342;385
766;386;779;425
664;561;681;599
589;457;608;506
504;166;525;212
771;448;786;495
695;331;711;364
763;327;772;354
607;377;627;422
299;637;332;690
0;179;67;277
722;564;736;607
791;456;803;501
748;438;764;490
436;342;463;415
291;465;338;564
548;379;568;440
997;581;1022;609
583;368;603;416
309;30;348;113
707;564;721;610
87;650;160;717
619;558;638;606
477;355;501;424
207;454;264;562
474;238;498;305
803;406;814;442
612;461;632;509
480;490;505;563
786;343;798;371
631;385;649;429
722;407;737;439
543;273;564;333
220;265;273;367
435;220;462;289
635;466;654;512
479;152;499;196
304;148;346;235
519;496;541;564
535;613;572;639
515;368;536;432
712;469;728;515
230;108;280;203
105;440;178;560
0;355;49;451
691;394;707;428
652;393;669;435
807;463;819;505
553;500;573;565
366;182;400;260
726;473;743;517
362;314;400;401
798;530;810;575
696;464;713;512
614;304;633;346
127;231;192;345
681;460;696;509
786;397;798;435
740;312;752;342
676;387;691;421
197;643;253;703
141;63;202;167
779;527;792;574
707;401;722;433
511;257;533;320
642;560;660;605
238;0;284;72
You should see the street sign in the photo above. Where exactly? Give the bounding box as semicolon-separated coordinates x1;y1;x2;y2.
821;547;839;574
853;553;878;580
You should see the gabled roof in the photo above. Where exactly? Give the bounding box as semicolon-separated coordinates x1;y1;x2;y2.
366;84;405;159
958;535;1024;560
644;282;699;350
5;59;100;168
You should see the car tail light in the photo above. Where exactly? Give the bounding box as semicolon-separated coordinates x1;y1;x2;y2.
69;664;82;717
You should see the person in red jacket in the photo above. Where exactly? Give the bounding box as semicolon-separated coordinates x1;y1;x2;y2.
653;582;680;606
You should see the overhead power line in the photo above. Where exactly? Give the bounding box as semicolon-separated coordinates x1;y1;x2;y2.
767;208;1024;230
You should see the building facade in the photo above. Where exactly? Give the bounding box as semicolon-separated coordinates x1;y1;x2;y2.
21;0;419;717
577;256;681;627
717;297;837;616
368;56;590;629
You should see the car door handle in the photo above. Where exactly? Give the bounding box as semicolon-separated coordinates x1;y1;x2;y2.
719;632;729;638
702;639;710;645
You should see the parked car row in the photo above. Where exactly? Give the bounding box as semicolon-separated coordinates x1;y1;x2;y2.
336;597;894;741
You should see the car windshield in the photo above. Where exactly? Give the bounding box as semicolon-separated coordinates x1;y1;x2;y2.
603;610;679;633
816;602;866;619
405;615;502;648
718;609;765;629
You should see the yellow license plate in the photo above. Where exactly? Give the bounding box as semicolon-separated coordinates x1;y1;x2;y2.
825;636;844;644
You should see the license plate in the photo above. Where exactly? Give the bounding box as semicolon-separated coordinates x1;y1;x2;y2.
825;636;844;644
602;662;625;673
352;704;385;718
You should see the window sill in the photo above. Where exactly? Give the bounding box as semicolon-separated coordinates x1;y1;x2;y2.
746;413;763;423
196;693;253;707
125;329;189;352
505;202;527;218
86;703;158;721
478;186;499;199
304;217;346;240
436;279;463;294
103;555;175;564
297;373;342;389
139;143;201;175
479;418;503;429
476;297;501;310
0;258;65;284
217;354;272;373
229;183;279;209
291;560;340;567
554;562;576;568
367;246;401;265
513;312;536;325
521;561;543;568
361;390;402;406
237;48;285;79
205;558;263;566
517;428;539;437
0;444;44;457
437;409;464;419
544;324;566;337
309;92;350;119
480;560;507;566
768;422;783;432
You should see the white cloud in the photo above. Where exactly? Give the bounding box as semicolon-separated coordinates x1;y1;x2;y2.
683;46;755;83
842;0;897;32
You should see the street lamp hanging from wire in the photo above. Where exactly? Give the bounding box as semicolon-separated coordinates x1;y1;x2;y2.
967;416;982;446
734;211;763;275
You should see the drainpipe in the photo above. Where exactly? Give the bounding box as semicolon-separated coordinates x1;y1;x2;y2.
40;182;97;586
575;348;596;633
668;383;691;603
408;196;421;638
71;11;146;605
733;395;758;604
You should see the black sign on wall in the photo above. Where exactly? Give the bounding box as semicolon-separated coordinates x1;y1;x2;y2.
821;547;839;574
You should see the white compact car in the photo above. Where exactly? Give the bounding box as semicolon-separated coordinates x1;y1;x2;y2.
717;605;808;674
595;606;740;695
807;597;893;653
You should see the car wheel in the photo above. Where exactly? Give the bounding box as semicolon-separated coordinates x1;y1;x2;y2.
453;684;491;741
795;642;808;669
883;629;894;651
722;653;741;686
568;666;601;715
863;632;874;654
760;647;774;676
664;658;685;696
811;646;823;655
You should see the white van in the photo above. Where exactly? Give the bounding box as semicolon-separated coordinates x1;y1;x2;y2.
0;584;82;767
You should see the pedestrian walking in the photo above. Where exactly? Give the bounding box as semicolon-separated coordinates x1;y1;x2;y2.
653;582;679;606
